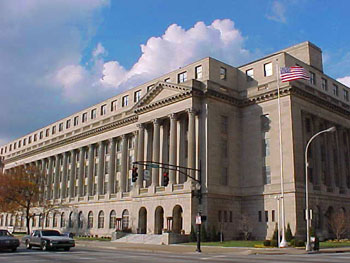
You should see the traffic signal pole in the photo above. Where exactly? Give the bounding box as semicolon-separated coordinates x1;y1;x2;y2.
133;160;202;252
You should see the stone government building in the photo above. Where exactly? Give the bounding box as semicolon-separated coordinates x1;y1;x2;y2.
1;41;350;241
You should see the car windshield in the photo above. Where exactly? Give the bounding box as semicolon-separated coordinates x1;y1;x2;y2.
0;230;11;237
41;230;61;236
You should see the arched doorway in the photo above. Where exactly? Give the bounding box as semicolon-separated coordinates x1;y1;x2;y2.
172;205;183;234
138;207;147;234
154;206;164;234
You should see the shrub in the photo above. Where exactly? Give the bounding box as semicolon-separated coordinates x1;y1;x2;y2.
263;240;271;246
290;239;295;246
285;223;293;242
272;223;278;241
201;225;208;242
270;240;278;247
295;240;305;247
190;225;197;242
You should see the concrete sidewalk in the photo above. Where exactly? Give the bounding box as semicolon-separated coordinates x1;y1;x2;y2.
75;240;350;255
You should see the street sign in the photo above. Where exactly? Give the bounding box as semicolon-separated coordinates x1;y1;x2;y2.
195;215;202;225
148;163;159;168
144;170;151;181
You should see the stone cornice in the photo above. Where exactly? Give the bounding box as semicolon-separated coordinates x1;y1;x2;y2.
5;115;138;164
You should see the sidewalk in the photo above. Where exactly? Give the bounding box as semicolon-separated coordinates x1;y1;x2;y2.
75;240;350;255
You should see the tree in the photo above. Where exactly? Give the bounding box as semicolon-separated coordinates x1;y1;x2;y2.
328;209;348;241
0;165;53;234
285;223;293;242
238;213;253;240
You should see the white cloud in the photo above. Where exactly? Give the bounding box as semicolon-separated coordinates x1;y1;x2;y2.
0;0;109;144
95;19;251;92
267;1;287;23
337;76;350;88
93;42;107;58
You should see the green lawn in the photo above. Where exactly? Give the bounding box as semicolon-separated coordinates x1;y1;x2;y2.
186;240;263;247
320;241;350;248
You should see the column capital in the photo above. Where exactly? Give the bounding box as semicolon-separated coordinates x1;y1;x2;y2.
168;113;177;120
186;108;197;115
88;144;95;149
137;123;145;129
153;118;160;125
121;134;128;140
70;149;76;154
109;137;115;144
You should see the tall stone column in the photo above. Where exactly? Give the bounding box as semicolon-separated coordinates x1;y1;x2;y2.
61;152;68;199
137;124;145;188
187;109;196;182
120;135;128;193
337;129;346;193
108;138;116;195
87;144;95;196
169;114;177;184
78;147;85;197
97;141;105;195
152;119;160;187
47;157;53;200
53;155;60;199
69;150;76;198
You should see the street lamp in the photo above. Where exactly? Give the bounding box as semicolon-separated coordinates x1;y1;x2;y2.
305;126;336;251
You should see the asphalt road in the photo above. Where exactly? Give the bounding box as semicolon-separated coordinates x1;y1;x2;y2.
1;246;350;263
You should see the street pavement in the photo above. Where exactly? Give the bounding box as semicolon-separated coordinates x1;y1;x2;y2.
1;243;350;263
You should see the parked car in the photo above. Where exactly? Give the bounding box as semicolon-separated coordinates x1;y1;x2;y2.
62;232;74;238
0;229;20;252
23;229;75;251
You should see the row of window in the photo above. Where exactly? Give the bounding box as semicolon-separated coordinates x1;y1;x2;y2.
310;72;349;101
245;62;273;82
258;210;276;222
218;210;233;223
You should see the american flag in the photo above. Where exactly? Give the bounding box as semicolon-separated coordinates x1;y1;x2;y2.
280;66;310;82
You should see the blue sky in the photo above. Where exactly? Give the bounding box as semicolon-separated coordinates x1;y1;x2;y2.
1;0;350;145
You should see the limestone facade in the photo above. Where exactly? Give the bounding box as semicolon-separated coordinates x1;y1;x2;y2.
1;41;350;240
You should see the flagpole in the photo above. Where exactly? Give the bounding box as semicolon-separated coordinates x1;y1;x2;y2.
276;59;288;248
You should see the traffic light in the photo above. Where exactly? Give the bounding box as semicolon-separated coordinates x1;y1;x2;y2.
132;166;138;182
163;171;169;186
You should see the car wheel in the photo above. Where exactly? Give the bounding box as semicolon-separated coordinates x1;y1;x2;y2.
64;247;70;251
41;241;49;251
26;240;32;249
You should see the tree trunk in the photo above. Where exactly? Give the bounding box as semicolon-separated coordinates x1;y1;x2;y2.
26;206;31;235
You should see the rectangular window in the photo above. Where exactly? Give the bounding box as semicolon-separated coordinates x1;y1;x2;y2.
39;131;43;139
65;119;71;129
28;136;32;144
134;90;141;103
333;84;339;96
309;71;316;85
82;113;87;123
9;144;12;151
147;85;154;91
91;109;96;119
272;210;275;222
74;116;79;126
220;67;227;80
164;78;170;83
111;100;117;111
122;95;129;107
305;118;311;133
321;78;328;91
18;141;21;148
264;166;271;184
222;139;228;158
344;89;349;102
224;211;227;222
59;123;63;132
221;115;228;134
23;138;26;146
264;62;273;77
265;211;268;222
221;167;228;185
46;129;49;137
229;211;233;223
100;104;106;116
13;142;16;150
33;134;37;142
178;72;187;83
218;210;222;223
263;138;270;157
52;126;56;134
195;65;202;79
258;211;262;222
246;68;254;81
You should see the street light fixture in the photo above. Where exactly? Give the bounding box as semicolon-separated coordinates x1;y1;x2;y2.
305;126;336;251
